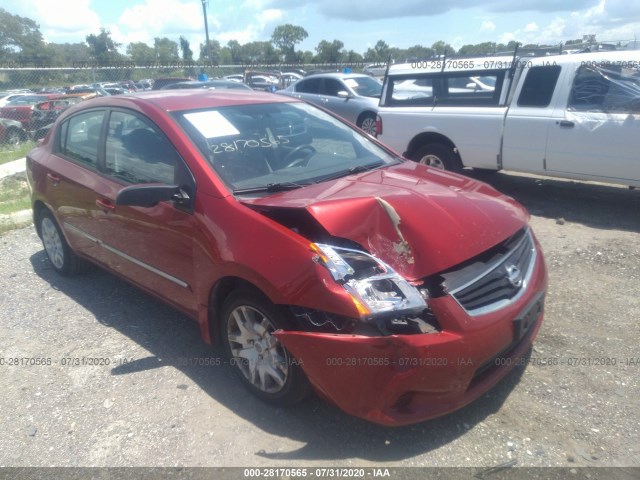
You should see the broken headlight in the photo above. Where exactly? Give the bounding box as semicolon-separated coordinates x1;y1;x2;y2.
311;243;427;318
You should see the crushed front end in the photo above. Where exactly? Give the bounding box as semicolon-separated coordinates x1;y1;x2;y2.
275;227;547;426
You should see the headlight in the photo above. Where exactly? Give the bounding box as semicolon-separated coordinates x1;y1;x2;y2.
311;243;427;318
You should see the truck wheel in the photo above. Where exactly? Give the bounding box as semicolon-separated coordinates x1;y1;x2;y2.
221;289;310;406
412;144;461;172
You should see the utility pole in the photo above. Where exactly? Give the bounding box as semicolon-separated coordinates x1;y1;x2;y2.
201;0;211;64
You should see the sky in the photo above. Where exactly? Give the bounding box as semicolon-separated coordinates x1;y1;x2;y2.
5;0;640;59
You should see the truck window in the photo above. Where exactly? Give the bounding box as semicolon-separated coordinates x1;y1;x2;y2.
384;76;435;106
568;64;640;113
517;66;561;107
439;73;503;105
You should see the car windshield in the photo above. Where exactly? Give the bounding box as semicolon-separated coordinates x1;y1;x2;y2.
344;76;382;98
173;101;398;194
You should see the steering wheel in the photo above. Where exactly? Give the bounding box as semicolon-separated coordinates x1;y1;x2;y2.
284;145;316;168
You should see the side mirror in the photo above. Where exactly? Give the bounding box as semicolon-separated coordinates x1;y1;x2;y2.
337;90;352;99
116;184;189;208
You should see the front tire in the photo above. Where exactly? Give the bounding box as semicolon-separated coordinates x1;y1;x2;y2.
221;289;310;405
38;209;84;276
411;144;461;171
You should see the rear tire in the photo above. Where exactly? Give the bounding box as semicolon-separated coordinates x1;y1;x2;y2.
38;209;85;276
221;289;310;406
357;113;377;136
4;128;22;147
411;144;461;172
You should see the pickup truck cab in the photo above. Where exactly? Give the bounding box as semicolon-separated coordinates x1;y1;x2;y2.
376;51;640;187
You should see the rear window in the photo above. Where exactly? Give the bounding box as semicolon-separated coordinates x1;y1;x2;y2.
382;70;505;107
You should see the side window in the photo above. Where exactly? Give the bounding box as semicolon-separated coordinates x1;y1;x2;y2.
439;73;502;105
58;110;105;168
517;66;561;107
384;76;434;106
568;64;640;113
105;111;177;184
295;78;321;94
320;79;344;96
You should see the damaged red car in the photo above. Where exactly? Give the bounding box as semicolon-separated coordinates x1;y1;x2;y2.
27;90;547;426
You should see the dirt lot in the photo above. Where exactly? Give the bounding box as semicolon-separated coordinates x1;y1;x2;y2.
0;170;639;472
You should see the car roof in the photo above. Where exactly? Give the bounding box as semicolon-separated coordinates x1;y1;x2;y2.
163;80;252;89
64;89;299;113
304;72;371;80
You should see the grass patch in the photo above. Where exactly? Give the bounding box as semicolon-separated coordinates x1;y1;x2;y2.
0;173;31;214
0;141;36;166
0;173;32;235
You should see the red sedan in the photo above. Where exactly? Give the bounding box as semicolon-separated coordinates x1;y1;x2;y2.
27;90;547;426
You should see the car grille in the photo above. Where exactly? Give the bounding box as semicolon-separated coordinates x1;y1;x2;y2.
444;228;536;316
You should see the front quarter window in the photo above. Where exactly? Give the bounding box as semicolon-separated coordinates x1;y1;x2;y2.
174;101;398;194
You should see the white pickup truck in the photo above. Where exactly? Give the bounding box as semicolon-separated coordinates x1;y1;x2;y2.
376;51;640;187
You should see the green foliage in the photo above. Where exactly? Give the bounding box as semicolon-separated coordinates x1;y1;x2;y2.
127;42;156;63
315;40;344;63
0;8;46;63
271;24;308;62
85;28;122;65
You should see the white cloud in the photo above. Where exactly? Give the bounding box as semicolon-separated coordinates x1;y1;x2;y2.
524;22;538;32
11;0;101;42
481;20;496;32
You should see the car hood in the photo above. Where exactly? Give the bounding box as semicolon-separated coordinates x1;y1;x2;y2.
242;162;528;279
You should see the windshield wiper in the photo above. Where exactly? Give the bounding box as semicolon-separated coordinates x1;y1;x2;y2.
233;181;311;195
318;161;385;183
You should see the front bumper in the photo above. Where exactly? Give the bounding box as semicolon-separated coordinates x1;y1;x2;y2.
275;247;547;426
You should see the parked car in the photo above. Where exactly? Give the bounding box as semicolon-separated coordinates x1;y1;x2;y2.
151;77;193;90
29;93;95;140
279;72;382;136
223;74;245;83
377;51;640;187
244;71;280;91
0;117;28;146
161;80;252;91
363;63;388;77
27;89;547;426
0;94;64;130
0;91;31;107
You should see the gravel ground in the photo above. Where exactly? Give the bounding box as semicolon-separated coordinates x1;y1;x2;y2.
0;170;639;471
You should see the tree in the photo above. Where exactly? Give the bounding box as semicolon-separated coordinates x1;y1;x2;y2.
227;40;242;64
179;36;193;62
431;40;455;56
364;40;390;62
404;44;434;61
0;8;46;63
154;37;179;63
126;42;155;64
344;50;363;63
271;24;308;62
315;39;344;63
86;28;122;64
199;39;221;64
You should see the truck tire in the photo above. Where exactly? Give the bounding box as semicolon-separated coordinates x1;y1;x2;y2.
411;144;461;172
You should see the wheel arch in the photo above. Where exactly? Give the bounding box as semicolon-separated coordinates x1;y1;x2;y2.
207;276;274;346
32;200;49;237
405;132;462;166
356;110;376;126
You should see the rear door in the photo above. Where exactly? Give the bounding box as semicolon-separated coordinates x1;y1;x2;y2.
43;108;109;262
